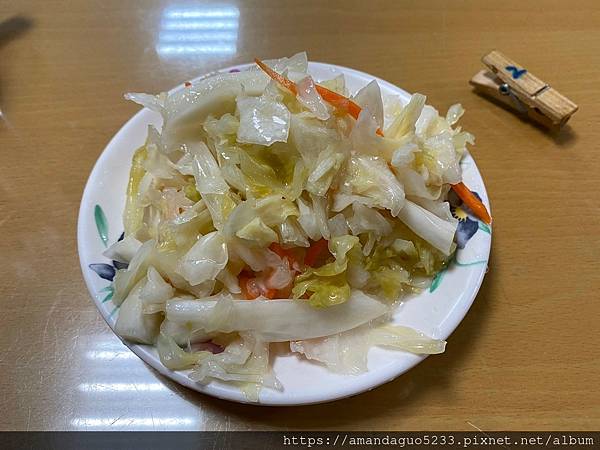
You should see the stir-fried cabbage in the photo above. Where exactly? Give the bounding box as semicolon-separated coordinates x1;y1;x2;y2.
188;332;282;401
103;235;142;263
236;87;291;146
115;52;479;400
114;279;162;344
140;266;175;314
123;146;148;236
353;80;384;128
290;323;446;374
157;332;211;370
342;156;405;216
396;200;456;255
165;289;388;342
112;239;155;305
177;231;228;286
292;236;360;307
296;76;330;120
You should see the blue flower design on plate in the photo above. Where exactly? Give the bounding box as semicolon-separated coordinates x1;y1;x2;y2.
89;263;116;281
429;188;491;293
449;189;490;249
89;230;128;282
88;206;128;310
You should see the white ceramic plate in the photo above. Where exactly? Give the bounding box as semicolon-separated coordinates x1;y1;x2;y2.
78;61;492;405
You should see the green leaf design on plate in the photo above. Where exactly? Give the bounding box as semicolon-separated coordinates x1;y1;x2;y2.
429;269;446;293
109;305;120;318
430;254;488;292
101;286;114;303
478;222;491;234
94;204;109;247
454;259;488;267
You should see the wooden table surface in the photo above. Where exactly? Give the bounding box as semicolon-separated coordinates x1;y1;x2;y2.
1;0;599;431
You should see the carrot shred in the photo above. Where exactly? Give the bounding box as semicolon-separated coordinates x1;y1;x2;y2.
369;118;487;225
254;58;489;226
238;272;259;300
451;182;492;224
314;84;384;136
276;283;293;299
269;242;300;269
254;58;384;135
254;58;297;95
239;270;278;300
269;242;290;260
304;239;329;267
262;287;277;299
314;84;362;119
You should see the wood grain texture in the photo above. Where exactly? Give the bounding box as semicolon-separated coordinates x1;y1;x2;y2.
1;0;599;431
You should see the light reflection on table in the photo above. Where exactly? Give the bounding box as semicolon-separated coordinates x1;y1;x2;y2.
71;334;204;430
156;5;239;57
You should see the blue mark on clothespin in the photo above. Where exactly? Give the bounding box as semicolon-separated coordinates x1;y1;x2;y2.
505;65;527;79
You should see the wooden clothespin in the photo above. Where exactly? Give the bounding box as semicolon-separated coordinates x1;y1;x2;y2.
470;50;578;129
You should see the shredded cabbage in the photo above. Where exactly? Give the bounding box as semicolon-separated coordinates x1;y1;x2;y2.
165;289;388;342
157;332;211;370
123;146;148;236
140;266;175;314
103;235;142;263
396;200;456;256
343;155;405;216
236;89;291;146
296;76;330;120
188;332;282;401
353;80;384;128
290;323;446;374
296;196;321;241
116;52;481;398
318;74;346;95
277;217;310;247
306;146;345;196
112;239;155;305
292;235;359;307
114;279;162;344
177;231;228;286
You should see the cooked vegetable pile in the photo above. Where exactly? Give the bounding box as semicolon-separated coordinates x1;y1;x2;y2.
105;52;489;400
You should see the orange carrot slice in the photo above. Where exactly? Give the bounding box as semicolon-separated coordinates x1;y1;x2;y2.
255;58;383;135
313;84;362;119
254;58;297;95
451;182;492;224
255;58;489;223
239;272;259;299
269;243;296;264
304;239;330;267
239;270;278;299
